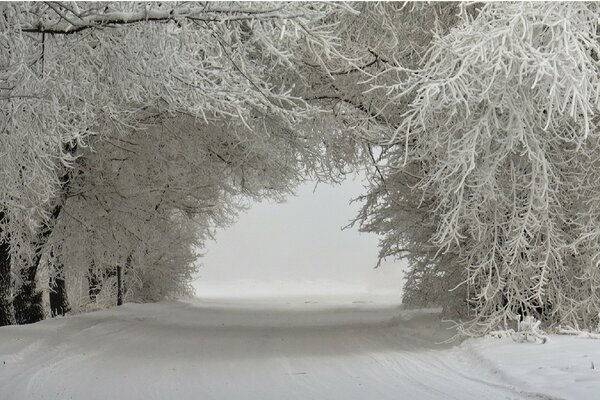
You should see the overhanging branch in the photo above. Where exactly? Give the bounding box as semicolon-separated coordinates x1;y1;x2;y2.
22;3;305;35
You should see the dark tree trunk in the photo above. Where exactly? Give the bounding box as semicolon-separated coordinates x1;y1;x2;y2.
13;264;45;324
116;254;132;306
49;255;70;317
13;144;77;324
13;203;64;324
0;212;15;326
116;265;123;306
49;276;69;317
14;163;76;324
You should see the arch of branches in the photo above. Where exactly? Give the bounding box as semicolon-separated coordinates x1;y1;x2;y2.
2;2;600;337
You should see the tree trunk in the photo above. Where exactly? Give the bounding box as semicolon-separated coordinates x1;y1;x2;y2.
14;179;72;324
49;256;69;317
116;265;123;306
13;147;75;324
49;276;69;317
116;254;133;306
13;204;64;325
13;264;44;324
0;215;15;326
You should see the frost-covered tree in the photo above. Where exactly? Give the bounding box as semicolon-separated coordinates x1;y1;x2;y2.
12;1;598;338
356;2;600;335
52;111;339;311
0;1;361;325
314;2;467;313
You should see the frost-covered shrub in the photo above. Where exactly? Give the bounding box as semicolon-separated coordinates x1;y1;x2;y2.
488;316;548;344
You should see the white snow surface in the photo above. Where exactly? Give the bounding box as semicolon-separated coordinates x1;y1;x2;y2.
0;299;598;400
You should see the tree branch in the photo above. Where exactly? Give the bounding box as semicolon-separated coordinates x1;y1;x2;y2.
23;3;305;35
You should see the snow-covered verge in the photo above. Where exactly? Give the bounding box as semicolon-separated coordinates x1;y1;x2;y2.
0;299;598;400
465;333;600;400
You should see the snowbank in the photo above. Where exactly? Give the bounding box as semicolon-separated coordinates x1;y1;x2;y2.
466;334;600;400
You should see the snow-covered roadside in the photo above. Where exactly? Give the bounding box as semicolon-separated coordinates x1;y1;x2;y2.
0;299;597;400
465;333;600;400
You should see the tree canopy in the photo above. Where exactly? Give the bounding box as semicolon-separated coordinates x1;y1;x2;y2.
2;2;600;337
0;1;362;324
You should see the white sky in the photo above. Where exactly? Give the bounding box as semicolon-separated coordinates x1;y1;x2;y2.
192;176;405;301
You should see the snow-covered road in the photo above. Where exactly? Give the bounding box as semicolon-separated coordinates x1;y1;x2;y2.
0;300;592;399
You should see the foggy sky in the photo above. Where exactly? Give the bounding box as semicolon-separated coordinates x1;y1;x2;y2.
192;176;405;300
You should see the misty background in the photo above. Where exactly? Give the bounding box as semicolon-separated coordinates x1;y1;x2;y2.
193;176;405;302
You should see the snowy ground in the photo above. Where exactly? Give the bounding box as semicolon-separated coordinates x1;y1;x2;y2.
0;299;598;400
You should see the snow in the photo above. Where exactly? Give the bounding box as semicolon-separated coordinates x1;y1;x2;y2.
0;299;598;399
467;335;600;400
